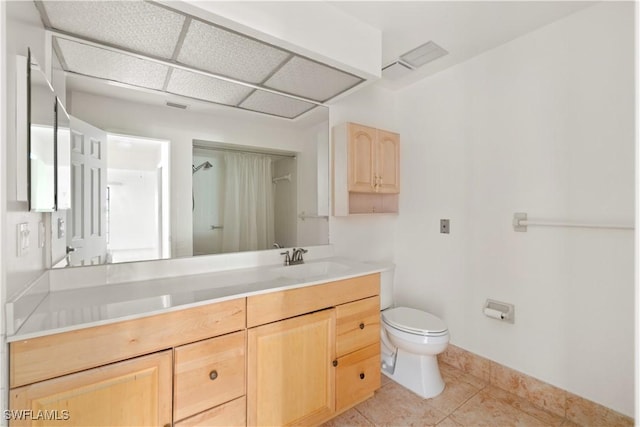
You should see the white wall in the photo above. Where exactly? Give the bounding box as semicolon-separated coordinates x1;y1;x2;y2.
4;2;48;301
69;91;327;258
395;3;635;416
328;84;399;262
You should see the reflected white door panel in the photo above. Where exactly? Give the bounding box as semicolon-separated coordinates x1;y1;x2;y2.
67;117;108;266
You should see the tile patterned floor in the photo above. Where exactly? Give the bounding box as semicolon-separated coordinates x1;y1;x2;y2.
323;362;582;427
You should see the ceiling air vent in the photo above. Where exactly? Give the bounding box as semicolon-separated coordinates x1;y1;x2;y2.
383;41;449;80
400;41;448;68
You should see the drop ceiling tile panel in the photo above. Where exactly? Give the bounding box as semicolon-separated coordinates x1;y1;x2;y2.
56;38;169;90
177;19;290;84
264;56;363;102
166;68;253;106
42;1;185;58
240;90;316;119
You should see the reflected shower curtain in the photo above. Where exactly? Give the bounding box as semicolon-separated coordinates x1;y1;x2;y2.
221;152;275;252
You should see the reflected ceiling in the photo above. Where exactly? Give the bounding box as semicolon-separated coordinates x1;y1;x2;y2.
37;0;364;119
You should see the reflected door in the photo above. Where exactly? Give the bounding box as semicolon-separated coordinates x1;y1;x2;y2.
67;117;108;266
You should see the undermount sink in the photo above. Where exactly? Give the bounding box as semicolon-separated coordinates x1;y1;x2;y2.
270;261;351;280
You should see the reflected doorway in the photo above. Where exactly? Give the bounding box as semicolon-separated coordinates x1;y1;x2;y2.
107;134;170;263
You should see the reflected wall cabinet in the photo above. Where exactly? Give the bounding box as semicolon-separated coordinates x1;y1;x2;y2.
333;122;400;215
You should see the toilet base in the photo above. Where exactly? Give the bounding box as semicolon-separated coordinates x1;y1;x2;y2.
382;348;445;399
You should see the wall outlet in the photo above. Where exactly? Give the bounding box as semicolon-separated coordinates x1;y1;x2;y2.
440;219;450;234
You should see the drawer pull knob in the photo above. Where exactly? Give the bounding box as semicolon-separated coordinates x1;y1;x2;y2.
359;372;365;380
209;370;218;380
359;322;365;330
332;360;338;367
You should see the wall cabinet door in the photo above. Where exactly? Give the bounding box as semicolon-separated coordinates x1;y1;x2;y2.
247;309;336;426
347;123;376;192
9;351;172;427
347;124;400;194
375;130;400;193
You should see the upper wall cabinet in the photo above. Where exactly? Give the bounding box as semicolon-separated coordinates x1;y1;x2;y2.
333;123;400;216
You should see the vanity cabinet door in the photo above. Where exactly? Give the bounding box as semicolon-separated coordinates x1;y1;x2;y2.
9;351;172;427
174;331;246;422
247;309;336;426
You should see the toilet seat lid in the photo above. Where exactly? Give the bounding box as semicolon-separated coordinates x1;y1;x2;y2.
382;307;447;335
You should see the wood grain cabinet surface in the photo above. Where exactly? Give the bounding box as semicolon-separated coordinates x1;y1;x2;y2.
9;273;382;427
334;122;400;215
10;351;172;427
174;330;246;422
247;274;381;426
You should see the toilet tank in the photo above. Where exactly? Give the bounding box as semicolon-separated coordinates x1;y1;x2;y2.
378;262;395;310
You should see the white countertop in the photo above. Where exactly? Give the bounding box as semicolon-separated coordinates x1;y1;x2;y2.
8;258;387;342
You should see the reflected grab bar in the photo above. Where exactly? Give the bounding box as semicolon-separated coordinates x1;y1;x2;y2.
513;212;634;232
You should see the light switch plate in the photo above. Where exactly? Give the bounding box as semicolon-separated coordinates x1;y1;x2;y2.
440;219;450;234
17;223;29;256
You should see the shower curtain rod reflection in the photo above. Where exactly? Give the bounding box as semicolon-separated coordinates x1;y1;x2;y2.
193;143;296;159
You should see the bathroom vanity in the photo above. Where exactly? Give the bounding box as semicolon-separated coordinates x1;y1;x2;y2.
7;259;383;426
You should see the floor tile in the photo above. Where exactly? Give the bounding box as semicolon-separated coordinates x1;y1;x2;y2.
355;381;448;426
449;390;551;426
435;416;463;426
322;407;374;426
440;362;488;390
482;385;564;426
427;373;481;414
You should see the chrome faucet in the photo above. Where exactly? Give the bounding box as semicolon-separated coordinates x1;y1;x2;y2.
290;248;308;265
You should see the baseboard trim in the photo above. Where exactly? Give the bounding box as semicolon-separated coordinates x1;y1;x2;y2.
438;344;634;426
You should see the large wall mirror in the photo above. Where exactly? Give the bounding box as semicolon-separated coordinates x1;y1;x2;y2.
44;3;334;268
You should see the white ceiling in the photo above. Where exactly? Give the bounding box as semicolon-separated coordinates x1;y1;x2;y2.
330;1;596;90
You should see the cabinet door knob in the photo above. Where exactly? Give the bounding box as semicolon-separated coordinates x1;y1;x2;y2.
359;372;365;380
209;370;218;380
332;359;338;367
359;322;365;330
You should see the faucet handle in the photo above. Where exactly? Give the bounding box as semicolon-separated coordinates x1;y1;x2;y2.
280;250;291;266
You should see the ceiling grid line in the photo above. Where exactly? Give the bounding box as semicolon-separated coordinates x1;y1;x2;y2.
37;0;365;119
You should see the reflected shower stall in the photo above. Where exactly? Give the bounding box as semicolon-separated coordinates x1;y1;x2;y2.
192;143;297;255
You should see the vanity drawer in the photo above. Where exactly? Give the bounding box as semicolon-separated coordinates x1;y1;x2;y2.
175;396;246;427
336;343;381;411
174;331;246;422
10;298;246;388
336;296;380;357
247;273;379;327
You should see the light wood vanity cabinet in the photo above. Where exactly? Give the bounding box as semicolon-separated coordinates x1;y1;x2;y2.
9;273;381;427
334;122;400;215
9;298;246;427
246;273;381;426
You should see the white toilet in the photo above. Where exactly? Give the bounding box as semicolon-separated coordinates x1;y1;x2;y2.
379;264;450;398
